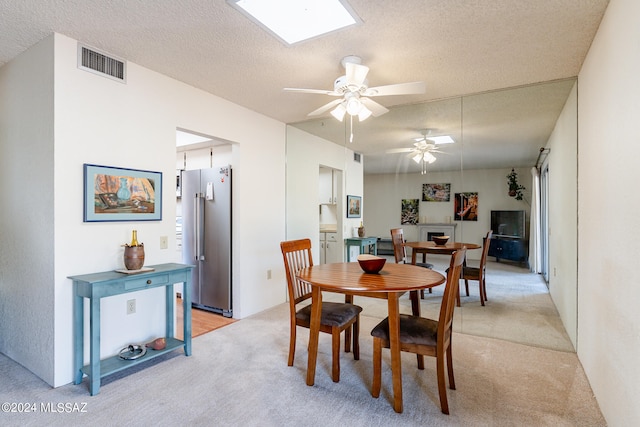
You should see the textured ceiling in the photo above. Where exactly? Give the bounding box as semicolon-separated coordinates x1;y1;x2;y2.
0;0;609;173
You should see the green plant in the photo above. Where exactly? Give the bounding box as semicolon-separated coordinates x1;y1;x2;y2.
507;169;525;200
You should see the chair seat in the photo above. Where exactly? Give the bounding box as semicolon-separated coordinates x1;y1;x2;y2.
297;302;363;327
416;262;434;269
461;266;480;279
371;314;438;347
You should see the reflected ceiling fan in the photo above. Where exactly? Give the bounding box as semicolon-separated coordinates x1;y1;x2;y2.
387;129;454;174
284;55;425;122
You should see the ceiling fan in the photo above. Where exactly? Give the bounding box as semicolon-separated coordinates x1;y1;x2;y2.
284;55;425;122
387;129;454;174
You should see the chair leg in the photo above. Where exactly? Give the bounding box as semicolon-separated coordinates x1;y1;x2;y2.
372;338;382;398
288;322;296;366
420;289;425;299
436;350;450;415
331;328;341;382
483;277;488;301
353;318;360;360
479;278;485;306
464;279;470;296
456;281;461;307
345;326;352;353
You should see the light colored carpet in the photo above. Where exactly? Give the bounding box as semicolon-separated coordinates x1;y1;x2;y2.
1;299;604;426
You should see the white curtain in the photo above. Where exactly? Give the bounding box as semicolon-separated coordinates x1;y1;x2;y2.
529;167;541;273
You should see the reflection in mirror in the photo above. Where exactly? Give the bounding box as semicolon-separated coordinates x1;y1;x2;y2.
287;78;577;352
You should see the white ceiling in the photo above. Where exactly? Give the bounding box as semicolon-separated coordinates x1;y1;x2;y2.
0;0;609;173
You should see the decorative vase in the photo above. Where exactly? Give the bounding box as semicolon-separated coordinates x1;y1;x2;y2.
509;189;517;197
358;226;365;237
117;177;131;201
124;245;145;270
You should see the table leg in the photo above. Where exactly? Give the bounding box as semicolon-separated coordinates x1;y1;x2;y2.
306;286;323;386
89;297;100;396
72;287;83;385
183;280;192;356
387;292;403;413
409;290;425;370
411;249;417;265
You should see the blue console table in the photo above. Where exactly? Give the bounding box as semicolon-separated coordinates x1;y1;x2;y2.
69;263;194;395
345;237;378;261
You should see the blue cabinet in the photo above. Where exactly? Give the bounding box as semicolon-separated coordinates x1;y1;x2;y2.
489;238;528;265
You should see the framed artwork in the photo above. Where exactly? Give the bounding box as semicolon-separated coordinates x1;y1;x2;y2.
401;199;419;224
347;195;361;218
454;192;478;221
84;163;162;222
422;183;451;202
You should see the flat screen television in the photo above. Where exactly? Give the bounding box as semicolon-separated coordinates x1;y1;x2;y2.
491;210;526;238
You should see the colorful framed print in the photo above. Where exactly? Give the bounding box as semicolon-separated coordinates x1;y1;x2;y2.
84;163;162;222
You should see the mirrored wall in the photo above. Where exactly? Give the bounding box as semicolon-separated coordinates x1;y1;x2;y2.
286;78;578;351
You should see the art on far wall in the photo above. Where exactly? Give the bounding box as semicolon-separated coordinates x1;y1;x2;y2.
347;195;361;218
422;183;451;202
454;192;478;221
401;199;419;224
84;164;162;222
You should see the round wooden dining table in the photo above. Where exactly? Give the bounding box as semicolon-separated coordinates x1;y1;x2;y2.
296;262;445;413
404;241;480;265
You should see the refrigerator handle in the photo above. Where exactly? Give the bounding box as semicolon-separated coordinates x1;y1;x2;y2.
197;193;205;261
193;194;199;261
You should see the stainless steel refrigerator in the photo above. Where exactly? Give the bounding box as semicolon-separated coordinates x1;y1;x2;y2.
181;166;232;317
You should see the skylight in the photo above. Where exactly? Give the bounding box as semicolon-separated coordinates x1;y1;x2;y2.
228;0;361;45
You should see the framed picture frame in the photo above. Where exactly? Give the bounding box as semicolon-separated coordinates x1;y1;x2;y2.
422;183;451;202
347;195;362;218
401;199;419;224
454;192;478;221
83;163;162;222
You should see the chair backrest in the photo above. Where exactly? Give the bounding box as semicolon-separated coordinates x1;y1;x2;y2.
438;248;467;343
390;228;406;264
280;239;314;305
479;230;493;270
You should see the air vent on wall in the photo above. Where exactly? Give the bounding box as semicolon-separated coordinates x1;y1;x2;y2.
77;43;126;83
353;152;361;163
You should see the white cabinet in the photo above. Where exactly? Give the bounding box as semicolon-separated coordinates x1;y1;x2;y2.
319;167;337;205
319;232;340;264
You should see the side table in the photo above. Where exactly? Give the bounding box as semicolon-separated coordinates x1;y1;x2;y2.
344;237;378;261
69;263;194;395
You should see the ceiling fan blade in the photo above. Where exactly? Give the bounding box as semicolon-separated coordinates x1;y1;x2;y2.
283;87;339;96
360;97;389;117
308;99;344;116
385;148;413;154
364;81;426;96
345;62;369;86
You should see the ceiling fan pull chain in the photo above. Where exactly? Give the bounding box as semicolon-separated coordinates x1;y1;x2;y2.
350;114;354;143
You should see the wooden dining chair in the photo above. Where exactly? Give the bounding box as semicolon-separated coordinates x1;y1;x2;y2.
280;238;362;382
391;228;433;297
371;248;466;415
458;230;493;306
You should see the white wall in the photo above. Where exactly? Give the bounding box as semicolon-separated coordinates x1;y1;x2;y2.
577;0;640;424
364;168;531;260
546;82;578;348
1;33;287;387
0;36;55;385
285;126;363;262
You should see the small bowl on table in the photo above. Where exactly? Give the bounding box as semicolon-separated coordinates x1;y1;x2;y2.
357;254;386;274
432;235;450;246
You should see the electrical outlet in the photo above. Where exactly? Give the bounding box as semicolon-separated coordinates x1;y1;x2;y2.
267;269;272;280
127;299;136;314
160;236;168;249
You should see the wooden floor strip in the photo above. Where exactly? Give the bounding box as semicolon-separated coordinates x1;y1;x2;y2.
176;297;235;339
